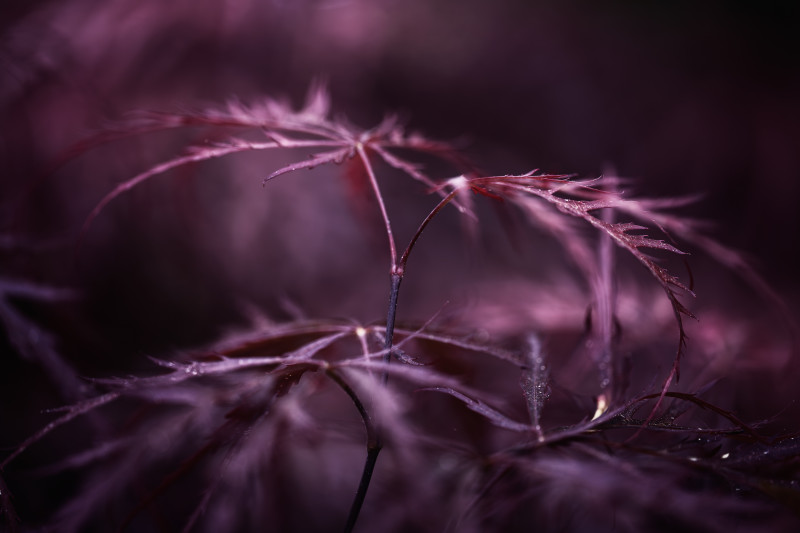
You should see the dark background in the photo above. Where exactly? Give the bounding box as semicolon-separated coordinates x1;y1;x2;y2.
3;0;800;417
4;2;798;259
1;1;799;527
2;0;799;388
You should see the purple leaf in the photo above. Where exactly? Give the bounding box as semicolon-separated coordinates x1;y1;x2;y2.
519;335;549;440
423;387;532;433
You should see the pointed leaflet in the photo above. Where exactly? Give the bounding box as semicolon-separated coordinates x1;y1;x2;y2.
83;140;279;234
262;147;353;183
94;331;348;390
519;334;550;441
464;175;695;368
1;392;120;469
423;387;532;433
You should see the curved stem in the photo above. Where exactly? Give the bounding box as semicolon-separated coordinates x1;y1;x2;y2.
325;368;378;448
325;369;381;533
344;446;382;533
397;189;459;274
341;185;460;532
341;274;400;533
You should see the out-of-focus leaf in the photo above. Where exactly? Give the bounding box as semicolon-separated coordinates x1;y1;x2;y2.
423;387;532;433
519;334;549;440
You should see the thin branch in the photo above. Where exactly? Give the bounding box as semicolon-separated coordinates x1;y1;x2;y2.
356;143;397;270
397;188;460;275
383;274;403;385
324;369;381;533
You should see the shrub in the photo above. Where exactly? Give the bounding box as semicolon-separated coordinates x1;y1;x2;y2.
2;86;799;533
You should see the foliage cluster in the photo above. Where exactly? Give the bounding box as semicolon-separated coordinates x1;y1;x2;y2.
1;86;799;533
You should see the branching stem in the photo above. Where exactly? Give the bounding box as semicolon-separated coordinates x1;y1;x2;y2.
398;189;459;273
343;187;459;532
383;273;402;383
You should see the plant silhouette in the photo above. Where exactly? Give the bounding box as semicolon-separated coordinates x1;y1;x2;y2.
2;86;799;533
